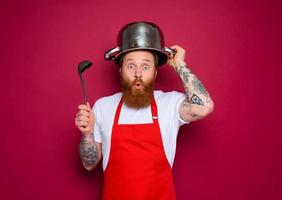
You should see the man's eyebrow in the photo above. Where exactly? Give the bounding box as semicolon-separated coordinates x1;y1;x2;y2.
125;58;152;62
142;59;151;62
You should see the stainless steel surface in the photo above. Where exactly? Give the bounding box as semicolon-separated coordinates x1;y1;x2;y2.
105;22;175;66
104;47;120;60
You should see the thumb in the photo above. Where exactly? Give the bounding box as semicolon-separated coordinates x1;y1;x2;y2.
86;102;91;110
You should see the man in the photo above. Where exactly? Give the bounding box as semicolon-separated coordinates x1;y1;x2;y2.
75;22;214;199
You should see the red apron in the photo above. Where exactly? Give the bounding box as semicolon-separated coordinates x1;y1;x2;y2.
103;97;176;200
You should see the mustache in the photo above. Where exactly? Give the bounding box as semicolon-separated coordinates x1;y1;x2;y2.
128;78;144;86
121;77;154;108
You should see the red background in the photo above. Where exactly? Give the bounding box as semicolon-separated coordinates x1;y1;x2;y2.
1;0;281;199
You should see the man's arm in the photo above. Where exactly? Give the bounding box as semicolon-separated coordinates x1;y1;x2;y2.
79;133;102;170
168;45;214;122
75;102;102;170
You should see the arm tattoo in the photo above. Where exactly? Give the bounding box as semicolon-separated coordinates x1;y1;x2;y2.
182;97;198;118
176;64;211;107
176;65;193;97
192;79;208;97
190;94;204;105
182;98;190;107
176;65;192;83
79;134;98;169
190;113;198;118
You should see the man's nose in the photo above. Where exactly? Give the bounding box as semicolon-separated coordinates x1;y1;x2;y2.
134;66;142;79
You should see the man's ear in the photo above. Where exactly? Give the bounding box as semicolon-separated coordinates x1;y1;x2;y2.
154;69;157;79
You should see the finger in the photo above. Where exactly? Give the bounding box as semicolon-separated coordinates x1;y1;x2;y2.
87;102;92;111
76;113;88;121
77;110;90;117
169;53;175;58
77;115;89;122
75;119;87;129
78;104;89;111
78;126;87;132
77;113;90;121
77;120;88;128
170;45;185;53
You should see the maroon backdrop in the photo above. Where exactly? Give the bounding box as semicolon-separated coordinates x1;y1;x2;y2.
1;0;281;199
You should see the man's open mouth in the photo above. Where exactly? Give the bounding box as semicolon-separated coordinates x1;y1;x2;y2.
134;81;143;89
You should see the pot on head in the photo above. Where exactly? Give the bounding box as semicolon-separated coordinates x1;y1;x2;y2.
105;21;175;66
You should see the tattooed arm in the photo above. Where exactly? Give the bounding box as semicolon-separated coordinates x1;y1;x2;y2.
168;45;214;122
75;102;102;170
79;133;102;170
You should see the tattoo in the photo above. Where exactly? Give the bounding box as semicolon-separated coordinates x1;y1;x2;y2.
206;96;211;103
190;94;204;105
183;98;198;118
176;65;192;83
79;134;98;168
176;63;212;111
192;78;208;97
182;98;190;107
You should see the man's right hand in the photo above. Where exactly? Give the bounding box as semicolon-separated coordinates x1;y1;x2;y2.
75;102;95;135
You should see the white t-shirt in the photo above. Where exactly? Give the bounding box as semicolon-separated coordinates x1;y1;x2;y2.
92;90;189;171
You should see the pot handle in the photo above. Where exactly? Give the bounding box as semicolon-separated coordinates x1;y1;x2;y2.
104;47;121;60
164;47;177;57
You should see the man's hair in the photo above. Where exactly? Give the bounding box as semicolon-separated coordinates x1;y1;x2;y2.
117;50;159;67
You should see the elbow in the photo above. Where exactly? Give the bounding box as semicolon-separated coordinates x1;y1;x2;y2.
206;99;215;115
193;100;215;119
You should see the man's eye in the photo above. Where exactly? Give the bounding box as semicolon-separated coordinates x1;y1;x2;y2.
128;64;134;69
143;65;150;70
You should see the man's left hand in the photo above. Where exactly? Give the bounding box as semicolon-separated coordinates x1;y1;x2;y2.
167;45;186;69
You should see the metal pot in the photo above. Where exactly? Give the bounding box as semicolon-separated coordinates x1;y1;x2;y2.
105;22;175;66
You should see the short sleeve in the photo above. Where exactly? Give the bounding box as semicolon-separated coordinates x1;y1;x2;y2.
92;102;103;143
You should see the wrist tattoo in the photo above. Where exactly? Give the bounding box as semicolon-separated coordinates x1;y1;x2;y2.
79;134;98;168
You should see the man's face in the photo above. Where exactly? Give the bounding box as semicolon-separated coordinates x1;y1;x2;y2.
120;50;157;108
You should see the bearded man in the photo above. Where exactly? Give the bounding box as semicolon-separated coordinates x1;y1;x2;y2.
75;22;214;200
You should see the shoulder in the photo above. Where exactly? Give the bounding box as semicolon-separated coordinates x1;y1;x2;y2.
154;90;186;102
155;90;186;116
93;92;122;109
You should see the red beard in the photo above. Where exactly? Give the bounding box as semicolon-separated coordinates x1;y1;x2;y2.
121;77;155;108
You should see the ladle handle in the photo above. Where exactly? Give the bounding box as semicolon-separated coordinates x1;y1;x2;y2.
79;73;87;104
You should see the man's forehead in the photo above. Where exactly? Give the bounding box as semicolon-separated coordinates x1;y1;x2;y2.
124;51;154;62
